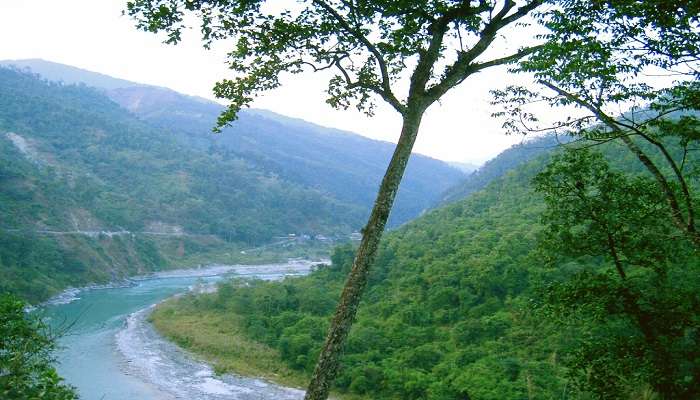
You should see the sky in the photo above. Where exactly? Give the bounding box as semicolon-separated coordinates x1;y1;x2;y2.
0;0;538;165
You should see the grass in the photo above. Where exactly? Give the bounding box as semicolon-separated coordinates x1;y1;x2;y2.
150;296;309;388
149;295;364;400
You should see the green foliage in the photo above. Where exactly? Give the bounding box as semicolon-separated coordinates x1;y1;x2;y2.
494;0;699;134
156;154;575;399
533;148;680;267
157;132;700;398
494;9;700;389
492;0;700;247
534;148;700;399
0;294;77;400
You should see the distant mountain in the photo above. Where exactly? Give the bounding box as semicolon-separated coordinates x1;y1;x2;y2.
0;62;466;302
0;66;365;301
0;59;465;226
447;161;479;174
438;135;567;205
1;67;364;238
1;58;138;90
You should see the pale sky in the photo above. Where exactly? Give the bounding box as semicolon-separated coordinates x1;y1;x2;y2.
0;0;538;164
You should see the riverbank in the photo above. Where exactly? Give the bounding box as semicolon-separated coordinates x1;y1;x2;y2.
32;243;332;310
149;279;365;400
6;227;334;305
41;257;324;308
150;296;308;388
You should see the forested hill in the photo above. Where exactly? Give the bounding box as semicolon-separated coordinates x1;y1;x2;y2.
1;59;465;226
153;134;699;399
438;134;566;205
0;66;368;301
0;67;362;241
153;149;565;399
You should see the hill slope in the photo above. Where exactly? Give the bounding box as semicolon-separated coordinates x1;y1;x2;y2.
438;134;565;205
152;151;567;399
0;67;360;301
152;135;700;399
1;59;465;226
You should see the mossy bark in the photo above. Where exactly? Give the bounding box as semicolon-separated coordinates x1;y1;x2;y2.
303;110;424;400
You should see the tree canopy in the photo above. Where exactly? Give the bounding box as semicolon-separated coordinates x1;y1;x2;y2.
127;0;543;125
534;147;700;399
493;0;700;246
0;294;78;400
126;2;546;398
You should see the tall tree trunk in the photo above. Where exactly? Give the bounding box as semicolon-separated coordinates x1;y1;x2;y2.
303;110;424;400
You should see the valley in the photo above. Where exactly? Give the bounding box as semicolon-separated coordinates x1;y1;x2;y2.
1;2;698;399
0;63;463;303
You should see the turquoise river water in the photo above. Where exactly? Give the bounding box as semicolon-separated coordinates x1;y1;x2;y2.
41;261;318;400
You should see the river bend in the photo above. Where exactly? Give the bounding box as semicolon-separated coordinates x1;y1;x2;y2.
43;261;317;400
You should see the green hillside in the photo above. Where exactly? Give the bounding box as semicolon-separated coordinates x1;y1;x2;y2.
1;59;465;227
152;153;562;399
438;134;566;205
151;137;699;399
0;67;359;302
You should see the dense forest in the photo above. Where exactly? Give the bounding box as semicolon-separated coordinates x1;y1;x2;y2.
154;134;700;399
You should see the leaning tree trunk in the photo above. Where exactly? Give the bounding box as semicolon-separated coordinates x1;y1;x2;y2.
303;109;424;400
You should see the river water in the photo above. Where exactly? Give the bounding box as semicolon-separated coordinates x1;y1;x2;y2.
42;261;318;400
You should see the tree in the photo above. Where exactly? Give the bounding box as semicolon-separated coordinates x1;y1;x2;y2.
492;0;700;247
126;1;545;398
491;5;700;392
533;148;700;399
0;294;78;400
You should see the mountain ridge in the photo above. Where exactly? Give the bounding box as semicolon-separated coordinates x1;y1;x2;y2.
0;66;359;301
1;59;464;226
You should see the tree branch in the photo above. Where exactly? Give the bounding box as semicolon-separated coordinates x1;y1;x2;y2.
612;118;697;233
424;0;544;102
409;0;494;98
541;80;700;247
472;44;544;71
312;0;403;112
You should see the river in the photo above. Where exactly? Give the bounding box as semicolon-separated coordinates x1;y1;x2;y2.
42;261;319;400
